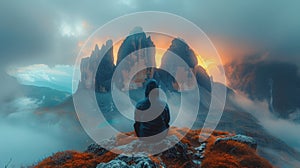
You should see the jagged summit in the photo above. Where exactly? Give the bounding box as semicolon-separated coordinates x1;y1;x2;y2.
117;28;155;66
79;39;115;92
155;38;210;91
115;28;156;90
161;38;198;69
129;26;144;35
78;27;211;93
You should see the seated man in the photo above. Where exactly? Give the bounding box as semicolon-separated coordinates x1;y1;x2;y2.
134;79;170;141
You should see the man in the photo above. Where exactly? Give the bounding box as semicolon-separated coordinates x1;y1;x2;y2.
134;79;170;141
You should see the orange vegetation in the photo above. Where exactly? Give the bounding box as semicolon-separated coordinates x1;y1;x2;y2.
35;127;273;168
35;150;118;168
35;151;101;168
202;139;273;168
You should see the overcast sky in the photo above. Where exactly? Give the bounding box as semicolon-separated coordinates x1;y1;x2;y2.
1;0;300;67
0;0;300;93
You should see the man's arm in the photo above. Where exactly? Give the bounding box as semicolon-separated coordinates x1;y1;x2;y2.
134;108;141;137
164;104;170;124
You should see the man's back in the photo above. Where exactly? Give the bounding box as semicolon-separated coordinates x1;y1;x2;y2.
133;79;170;139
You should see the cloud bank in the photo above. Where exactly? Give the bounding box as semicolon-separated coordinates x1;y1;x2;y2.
231;92;300;152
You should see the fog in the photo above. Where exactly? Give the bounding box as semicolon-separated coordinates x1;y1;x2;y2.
231;92;300;152
0;97;89;167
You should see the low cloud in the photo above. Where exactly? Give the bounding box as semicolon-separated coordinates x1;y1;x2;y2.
231;92;300;151
7;64;74;93
0;96;90;167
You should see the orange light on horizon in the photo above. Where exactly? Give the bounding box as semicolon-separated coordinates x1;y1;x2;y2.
78;36;213;73
196;54;208;70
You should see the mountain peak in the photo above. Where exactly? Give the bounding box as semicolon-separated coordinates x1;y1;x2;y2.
94;44;100;52
161;38;198;68
129;26;144;35
79;39;115;91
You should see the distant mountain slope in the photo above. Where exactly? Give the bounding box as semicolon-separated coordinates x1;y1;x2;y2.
20;84;70;108
225;60;300;122
0;73;71;116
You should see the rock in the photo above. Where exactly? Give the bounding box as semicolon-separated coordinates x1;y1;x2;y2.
97;155;156;168
97;159;129;168
135;158;155;168
195;142;206;152
161;38;198;69
159;38;210;92
192;160;201;165
87;135;183;156
115;135;181;155
153;68;176;91
115;27;156;90
215;134;257;149
224;61;300;120
194;65;211;92
162;138;188;160
117;27;155;66
79;40;115;92
85;143;108;156
51;151;73;165
85;137;117;156
118;155;156;168
36;127;274;168
95;40;115;92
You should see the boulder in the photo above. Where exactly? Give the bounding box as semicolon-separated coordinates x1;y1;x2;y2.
215;134;257;150
97;159;129;168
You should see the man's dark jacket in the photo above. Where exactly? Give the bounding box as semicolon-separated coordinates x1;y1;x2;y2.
134;79;170;137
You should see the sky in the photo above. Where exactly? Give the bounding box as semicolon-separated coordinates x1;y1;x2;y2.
1;0;300;66
1;0;300;93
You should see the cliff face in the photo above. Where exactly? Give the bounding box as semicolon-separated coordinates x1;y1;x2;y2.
79;40;115;92
115;27;156;90
225;61;300;121
95;40;115;92
161;38;198;69
79;28;211;93
35;127;273;168
156;38;211;92
79;27;157;91
117;27;155;67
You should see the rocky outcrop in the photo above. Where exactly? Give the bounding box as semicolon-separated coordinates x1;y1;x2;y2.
97;159;129;168
161;38;198;69
158;38;196;91
78;28;210;93
35;127;273;168
153;68;177;92
79;40;115;92
115;27;156;90
95;40;115;92
225;60;300;121
158;38;211;92
215;134;257;150
194;65;211;92
116;27;155;67
97;155;156;168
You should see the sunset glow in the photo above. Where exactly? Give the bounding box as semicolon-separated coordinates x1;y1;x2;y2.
78;34;214;74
